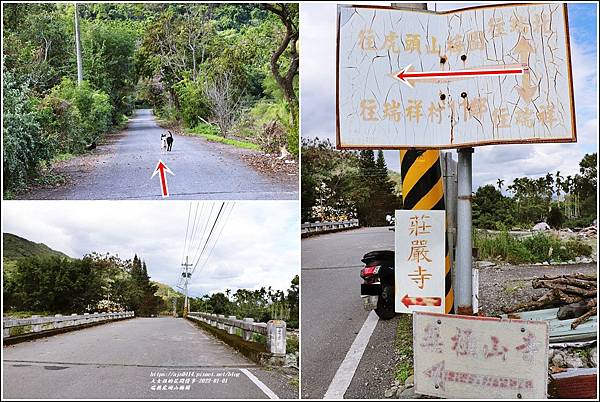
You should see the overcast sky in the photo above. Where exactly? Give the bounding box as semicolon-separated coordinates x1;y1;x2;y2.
301;2;598;190
2;201;299;297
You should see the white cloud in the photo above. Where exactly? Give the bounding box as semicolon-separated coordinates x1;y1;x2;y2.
2;201;300;297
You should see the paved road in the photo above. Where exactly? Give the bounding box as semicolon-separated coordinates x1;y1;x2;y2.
3;317;296;399
301;227;397;399
21;109;297;200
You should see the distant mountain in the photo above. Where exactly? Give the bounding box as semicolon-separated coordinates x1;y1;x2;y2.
3;233;71;261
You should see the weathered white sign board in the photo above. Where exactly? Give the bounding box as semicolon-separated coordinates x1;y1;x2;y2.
336;4;576;149
395;210;445;314
413;312;549;399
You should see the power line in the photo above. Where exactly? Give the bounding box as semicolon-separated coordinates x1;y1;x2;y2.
189;202;215;270
191;202;225;275
193;202;235;276
180;202;192;266
186;202;201;259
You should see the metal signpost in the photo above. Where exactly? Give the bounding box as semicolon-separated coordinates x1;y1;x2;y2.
395;210;446;314
413;312;549;399
337;4;576;397
336;3;577;315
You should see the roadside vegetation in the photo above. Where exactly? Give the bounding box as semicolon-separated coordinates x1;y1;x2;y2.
135;3;298;156
473;153;597;230
301;138;401;226
181;275;299;329
473;230;593;264
4;250;163;317
3;3;298;195
394;315;413;384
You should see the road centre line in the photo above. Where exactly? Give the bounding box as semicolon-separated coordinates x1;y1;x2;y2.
324;310;379;399
240;368;279;399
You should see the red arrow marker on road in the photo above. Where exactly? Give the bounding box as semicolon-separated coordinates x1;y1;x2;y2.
402;294;442;308
151;159;174;198
394;64;526;88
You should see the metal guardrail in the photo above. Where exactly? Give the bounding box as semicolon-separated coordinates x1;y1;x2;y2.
187;312;286;355
301;219;359;234
3;311;135;338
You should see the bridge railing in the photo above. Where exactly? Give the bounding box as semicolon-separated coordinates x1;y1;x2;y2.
301;219;359;235
187;312;286;355
3;311;135;339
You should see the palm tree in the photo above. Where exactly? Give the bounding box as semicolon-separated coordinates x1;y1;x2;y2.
496;178;504;191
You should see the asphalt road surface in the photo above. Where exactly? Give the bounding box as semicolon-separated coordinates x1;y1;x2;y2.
21;109;297;200
301;226;397;399
3;317;296;399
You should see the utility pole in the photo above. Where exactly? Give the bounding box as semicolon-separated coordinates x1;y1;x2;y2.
74;3;84;85
181;256;193;317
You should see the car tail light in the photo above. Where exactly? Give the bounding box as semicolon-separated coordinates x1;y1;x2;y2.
360;265;380;279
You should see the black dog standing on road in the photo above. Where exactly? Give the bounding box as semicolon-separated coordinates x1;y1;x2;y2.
166;131;174;151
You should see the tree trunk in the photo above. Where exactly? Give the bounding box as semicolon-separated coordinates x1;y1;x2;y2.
263;4;299;128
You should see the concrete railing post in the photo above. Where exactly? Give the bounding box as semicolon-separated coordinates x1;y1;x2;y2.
227;316;237;335
31;315;42;333
266;320;286;355
54;314;63;329
243;318;255;341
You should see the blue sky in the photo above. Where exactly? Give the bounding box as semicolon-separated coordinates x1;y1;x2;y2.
301;2;598;190
2;201;300;297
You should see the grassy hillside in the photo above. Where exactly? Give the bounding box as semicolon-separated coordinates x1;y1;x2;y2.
3;233;70;261
153;281;184;300
388;169;403;197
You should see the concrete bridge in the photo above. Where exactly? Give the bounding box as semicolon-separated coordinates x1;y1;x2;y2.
3;317;296;399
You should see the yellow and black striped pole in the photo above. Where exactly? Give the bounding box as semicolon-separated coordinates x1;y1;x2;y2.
400;150;454;314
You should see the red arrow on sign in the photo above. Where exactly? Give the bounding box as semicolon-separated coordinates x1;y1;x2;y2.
394;64;526;88
402;294;442;308
151;159;174;197
424;360;533;392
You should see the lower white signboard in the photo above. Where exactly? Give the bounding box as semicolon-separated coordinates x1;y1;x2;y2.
413;312;549;399
395;210;445;314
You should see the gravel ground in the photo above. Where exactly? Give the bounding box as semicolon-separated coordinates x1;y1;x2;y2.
478;262;597;315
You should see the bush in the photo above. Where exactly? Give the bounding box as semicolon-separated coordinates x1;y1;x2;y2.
41;78;113;153
2;72;51;191
155;103;180;124
547;205;564;229
173;78;211;128
192;122;220;136
474;230;593;264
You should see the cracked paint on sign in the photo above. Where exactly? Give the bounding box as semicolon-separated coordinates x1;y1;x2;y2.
337;4;576;149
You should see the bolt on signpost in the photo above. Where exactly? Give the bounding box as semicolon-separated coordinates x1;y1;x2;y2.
337;2;576;398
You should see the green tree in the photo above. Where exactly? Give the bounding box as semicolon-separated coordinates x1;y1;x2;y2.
8;256;103;313
472;185;515;229
547;205;564;229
